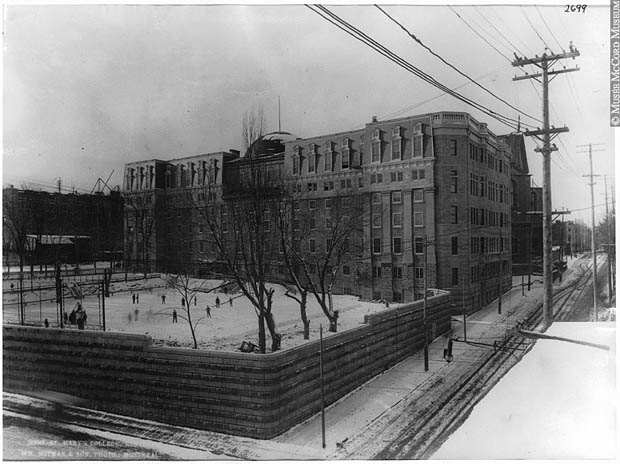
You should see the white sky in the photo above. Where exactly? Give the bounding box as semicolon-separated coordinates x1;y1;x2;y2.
2;1;614;222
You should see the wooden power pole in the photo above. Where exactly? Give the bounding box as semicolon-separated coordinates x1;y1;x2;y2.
578;143;605;321
512;46;580;330
604;175;614;303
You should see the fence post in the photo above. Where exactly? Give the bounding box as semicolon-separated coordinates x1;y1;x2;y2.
101;281;106;332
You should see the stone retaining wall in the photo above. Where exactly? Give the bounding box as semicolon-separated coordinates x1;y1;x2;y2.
3;291;451;439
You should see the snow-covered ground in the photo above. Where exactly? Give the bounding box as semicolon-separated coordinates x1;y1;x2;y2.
7;275;399;352
432;322;617;460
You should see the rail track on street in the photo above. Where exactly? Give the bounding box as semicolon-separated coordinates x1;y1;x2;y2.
352;257;598;460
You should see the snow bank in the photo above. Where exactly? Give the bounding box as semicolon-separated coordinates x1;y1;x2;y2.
432;322;617;460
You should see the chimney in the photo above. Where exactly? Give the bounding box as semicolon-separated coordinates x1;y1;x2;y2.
372;116;378;123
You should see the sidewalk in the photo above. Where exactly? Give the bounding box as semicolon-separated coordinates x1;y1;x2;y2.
276;270;550;456
5;257;587;459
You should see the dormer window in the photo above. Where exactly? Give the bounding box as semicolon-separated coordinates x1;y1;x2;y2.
392;126;402;161
309;143;318;173
371;130;382;163
325;141;334;172
413;135;423;158
342;138;351;170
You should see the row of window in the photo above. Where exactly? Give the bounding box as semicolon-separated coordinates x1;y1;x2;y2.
469;143;508;173
470;260;509;283
372;211;424;228
469;174;508;202
470;208;509;227
372;265;422;280
470;236;506;254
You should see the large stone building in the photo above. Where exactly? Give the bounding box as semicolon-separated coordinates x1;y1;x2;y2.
123;111;513;312
3;187;123;267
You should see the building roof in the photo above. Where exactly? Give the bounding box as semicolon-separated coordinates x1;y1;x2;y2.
244;131;299;158
25;234;91;246
502;133;529;174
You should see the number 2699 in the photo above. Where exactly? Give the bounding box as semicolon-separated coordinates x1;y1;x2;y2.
565;4;587;12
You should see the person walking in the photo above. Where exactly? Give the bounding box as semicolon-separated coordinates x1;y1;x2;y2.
172;309;178;323
134;307;139;321
181;297;185;307
76;305;85;330
206;305;212;318
44;318;49;328
136;294;139;304
215;296;220;309
229;297;233;308
132;294;136;304
161;294;166;304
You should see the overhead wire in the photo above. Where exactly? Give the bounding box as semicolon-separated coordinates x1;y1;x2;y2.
375;5;542;125
379;64;510;120
306;5;528;131
487;6;536;56
521;7;553;52
309;4;522;129
535;5;563;51
524;79;585;183
473;6;527;57
448;6;514;63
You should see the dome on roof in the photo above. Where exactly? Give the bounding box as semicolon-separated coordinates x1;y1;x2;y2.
244;131;298;158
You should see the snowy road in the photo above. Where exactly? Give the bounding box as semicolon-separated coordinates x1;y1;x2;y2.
3;410;220;460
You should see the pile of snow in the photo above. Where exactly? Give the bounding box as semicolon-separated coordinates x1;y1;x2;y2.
432;322;617;460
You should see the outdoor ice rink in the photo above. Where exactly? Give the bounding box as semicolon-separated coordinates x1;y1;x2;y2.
3;270;397;351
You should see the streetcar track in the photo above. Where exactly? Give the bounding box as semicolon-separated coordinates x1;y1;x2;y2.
369;258;595;459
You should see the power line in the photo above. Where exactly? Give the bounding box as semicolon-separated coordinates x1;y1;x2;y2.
487;7;536;57
310;4;522;129
380;64;510;120
448;6;513;63
473;6;526;57
535;6;563;51
521;8;553;52
375;5;542;125
307;5;526;131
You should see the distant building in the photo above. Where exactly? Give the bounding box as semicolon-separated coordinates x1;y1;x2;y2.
2;187;123;268
555;219;591;257
123;111;512;312
504;132;543;275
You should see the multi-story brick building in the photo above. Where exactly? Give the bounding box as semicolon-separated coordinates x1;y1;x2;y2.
123;111;512;312
3;186;123;268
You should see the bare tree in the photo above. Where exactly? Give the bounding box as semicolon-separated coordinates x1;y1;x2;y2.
3;190;33;277
280;193;366;333
124;193;157;278
188;159;282;353
241;105;265;153
164;272;208;349
275;192;311;339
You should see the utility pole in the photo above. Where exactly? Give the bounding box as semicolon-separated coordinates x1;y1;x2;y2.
604;175;614;303
423;235;429;372
578;143;604;321
513;46;580;330
498;229;502;315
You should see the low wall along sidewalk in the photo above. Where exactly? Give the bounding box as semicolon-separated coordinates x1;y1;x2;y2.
3;291;451;439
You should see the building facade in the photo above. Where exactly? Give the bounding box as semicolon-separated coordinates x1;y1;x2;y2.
504;133;544;275
3;187;123;267
123;111;512;312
